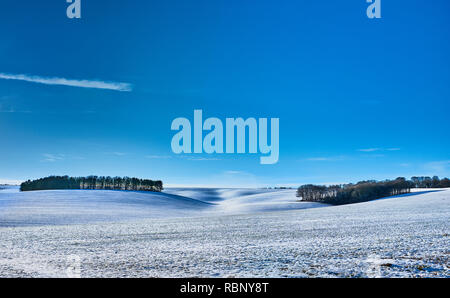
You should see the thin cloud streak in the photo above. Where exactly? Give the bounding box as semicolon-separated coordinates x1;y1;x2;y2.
42;153;65;162
358;148;401;152
105;152;128;156
145;155;172;159
358;148;381;152
0;73;132;92
304;156;346;162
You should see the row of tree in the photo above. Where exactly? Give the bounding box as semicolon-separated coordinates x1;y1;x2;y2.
20;176;163;192
297;176;450;205
410;176;450;188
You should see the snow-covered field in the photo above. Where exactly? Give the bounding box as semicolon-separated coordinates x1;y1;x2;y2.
0;186;448;277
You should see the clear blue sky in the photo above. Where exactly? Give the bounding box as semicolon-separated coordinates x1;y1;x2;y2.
0;0;449;187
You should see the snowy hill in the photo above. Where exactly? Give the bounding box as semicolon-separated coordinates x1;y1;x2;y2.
0;186;448;277
0;186;326;226
165;187;326;214
0;186;211;226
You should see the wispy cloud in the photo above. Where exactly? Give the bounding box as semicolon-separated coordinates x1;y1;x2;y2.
105;152;128;156
304;156;345;162
145;155;172;159
186;157;221;161
223;170;244;175
358;148;401;152
176;155;221;161
147;154;219;161
41;153;84;162
0;73;132;92
42;153;65;162
358;148;381;152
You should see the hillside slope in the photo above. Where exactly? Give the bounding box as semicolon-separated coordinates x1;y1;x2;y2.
0;188;448;277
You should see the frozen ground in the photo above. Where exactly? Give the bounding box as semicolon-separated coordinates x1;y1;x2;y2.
0;186;213;226
0;187;322;226
0;186;448;277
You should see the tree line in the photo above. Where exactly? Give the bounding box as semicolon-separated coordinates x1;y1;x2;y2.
410;176;450;188
20;176;163;192
297;176;450;205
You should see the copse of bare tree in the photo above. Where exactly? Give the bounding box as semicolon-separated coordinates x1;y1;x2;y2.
297;177;415;205
20;176;163;192
297;176;450;205
410;176;450;188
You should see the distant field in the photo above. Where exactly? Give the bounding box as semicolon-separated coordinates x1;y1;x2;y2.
0;186;448;277
0;186;324;226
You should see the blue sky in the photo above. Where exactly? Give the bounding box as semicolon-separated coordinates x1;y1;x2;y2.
0;0;449;187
